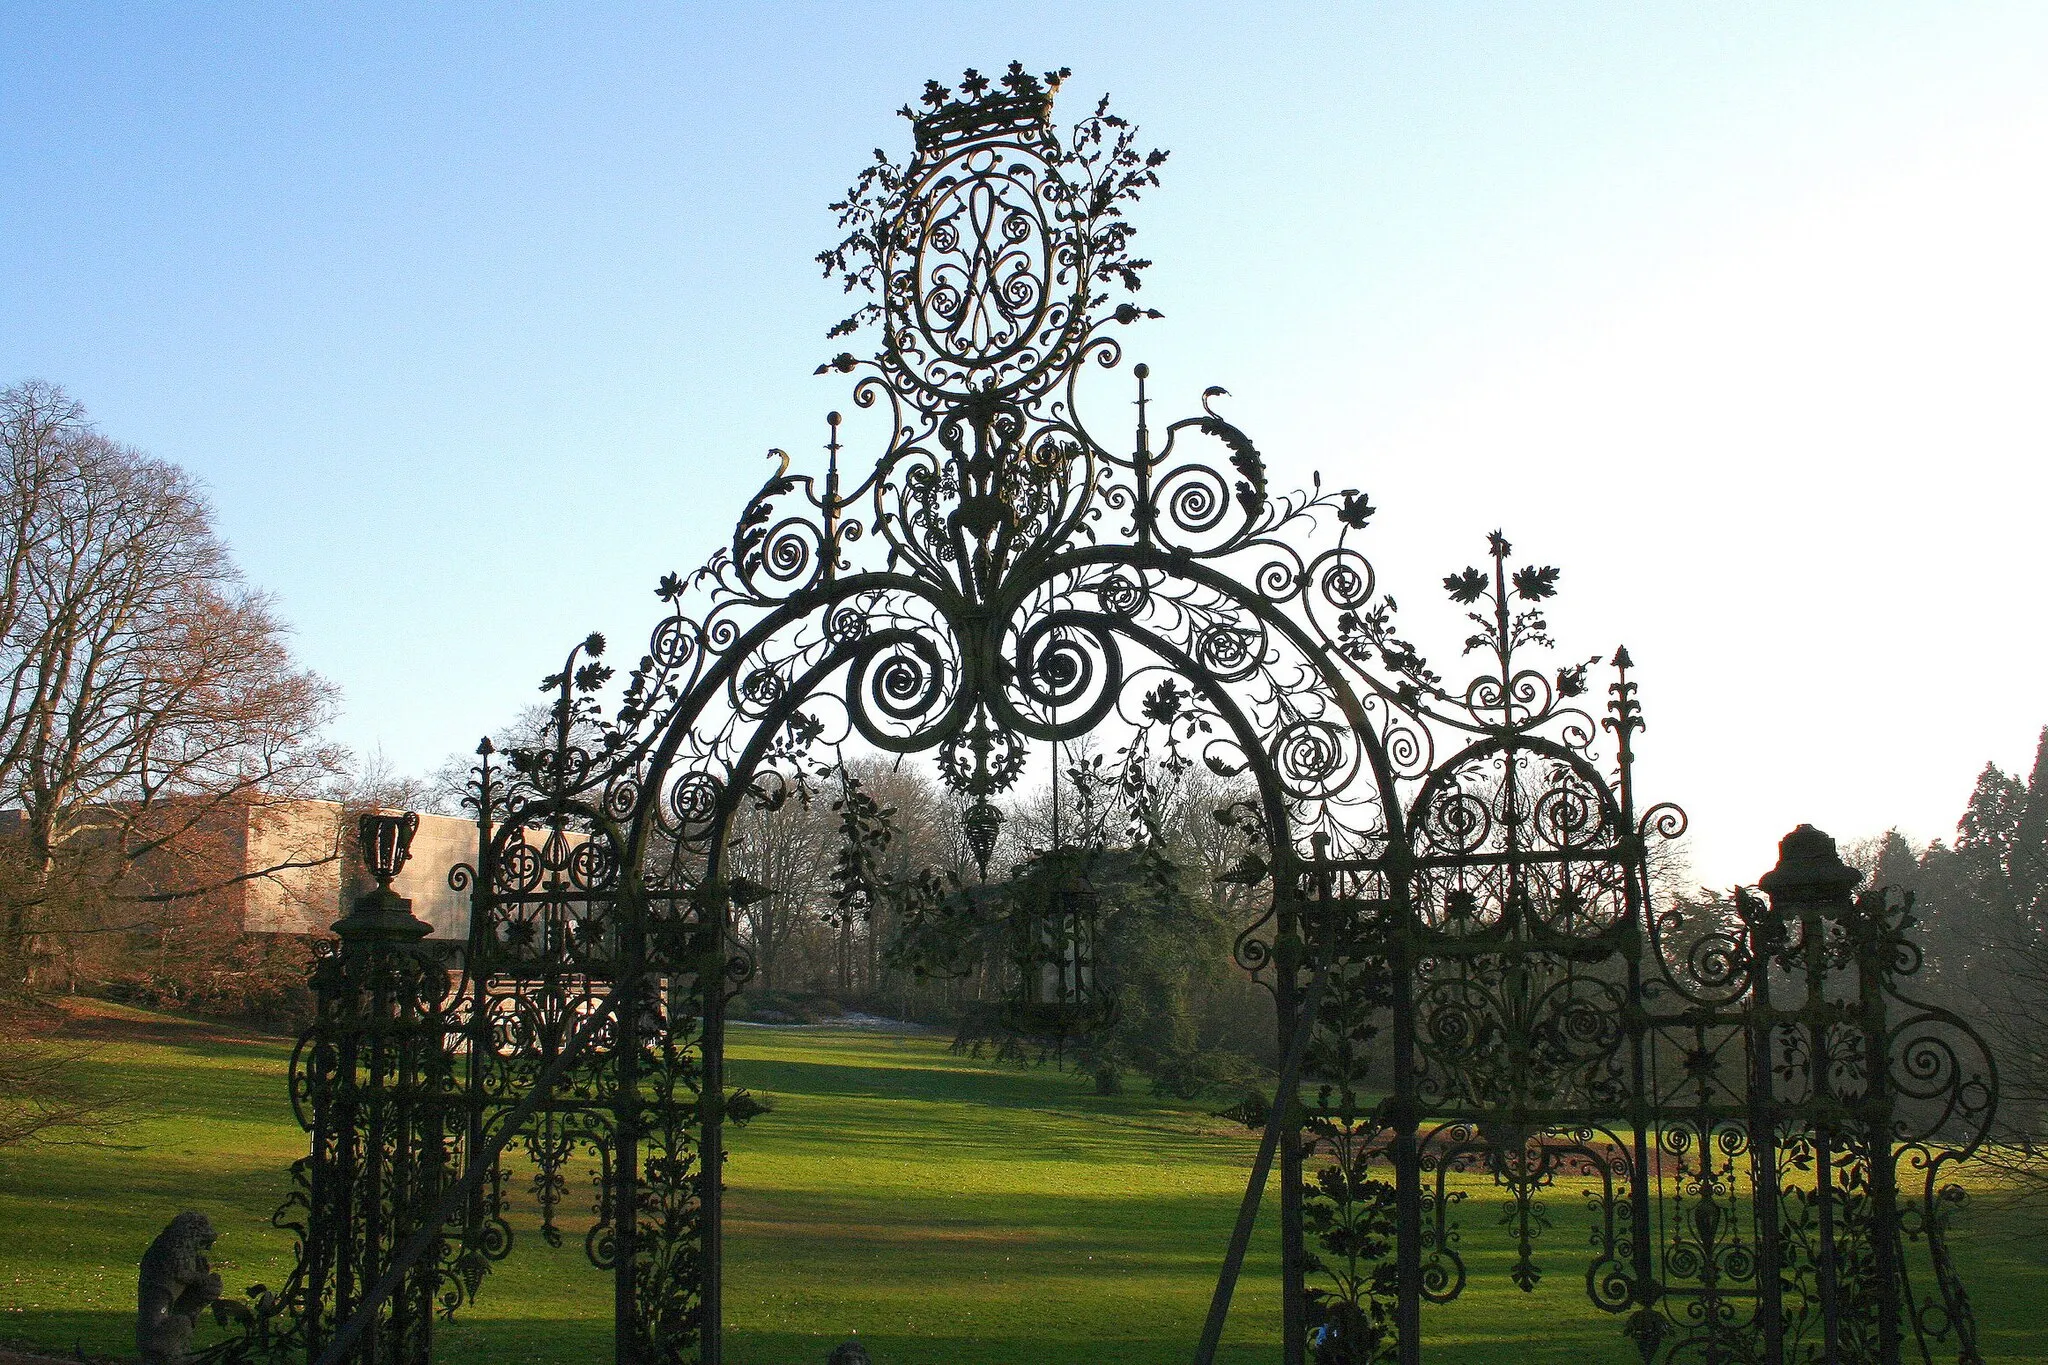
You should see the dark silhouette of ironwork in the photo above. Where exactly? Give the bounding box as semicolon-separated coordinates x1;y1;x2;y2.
209;813;467;1365
228;65;1994;1365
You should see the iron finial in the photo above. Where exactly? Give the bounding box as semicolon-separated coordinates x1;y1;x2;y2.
1133;363;1150;460
335;808;431;941
358;810;419;891
1758;824;1863;908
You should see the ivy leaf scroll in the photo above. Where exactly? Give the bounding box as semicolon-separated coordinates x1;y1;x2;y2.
1444;567;1489;605
1197;404;1266;518
1141;678;1184;726
1511;564;1560;601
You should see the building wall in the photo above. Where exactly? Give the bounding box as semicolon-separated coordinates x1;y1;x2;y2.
386;812;477;941
242;800;344;935
2;796;302;939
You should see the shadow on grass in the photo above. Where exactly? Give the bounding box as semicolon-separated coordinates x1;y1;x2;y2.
728;1049;1119;1111
723;1058;1246;1172
726;1184;1253;1264
4;1309;129;1361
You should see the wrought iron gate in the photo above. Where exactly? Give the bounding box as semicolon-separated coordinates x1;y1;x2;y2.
228;66;1997;1365
1262;737;1996;1364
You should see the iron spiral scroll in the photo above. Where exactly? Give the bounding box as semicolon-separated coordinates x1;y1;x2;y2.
243;63;1994;1365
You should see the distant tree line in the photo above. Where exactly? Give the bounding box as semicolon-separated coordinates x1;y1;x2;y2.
702;749;1278;1099
1836;728;2048;1211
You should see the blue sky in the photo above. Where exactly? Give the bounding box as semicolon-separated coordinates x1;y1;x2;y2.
4;3;2044;885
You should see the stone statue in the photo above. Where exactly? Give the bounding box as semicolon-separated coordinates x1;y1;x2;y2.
137;1212;223;1365
826;1341;873;1365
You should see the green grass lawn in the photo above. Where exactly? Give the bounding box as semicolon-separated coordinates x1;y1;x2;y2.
3;1005;2044;1363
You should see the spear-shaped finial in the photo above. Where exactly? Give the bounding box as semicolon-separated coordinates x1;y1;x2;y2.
1603;645;1643;794
1133;362;1151;460
823;410;843;582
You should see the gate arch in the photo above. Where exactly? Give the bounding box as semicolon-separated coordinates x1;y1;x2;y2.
445;69;1435;1362
252;65;1994;1365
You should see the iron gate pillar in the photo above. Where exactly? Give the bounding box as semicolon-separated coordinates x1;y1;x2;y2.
1759;824;1884;1365
302;813;459;1365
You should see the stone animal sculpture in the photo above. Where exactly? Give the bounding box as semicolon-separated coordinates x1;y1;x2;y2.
826;1341;873;1365
137;1212;223;1365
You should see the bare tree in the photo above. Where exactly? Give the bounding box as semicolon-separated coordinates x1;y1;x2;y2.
0;381;343;986
726;787;831;993
1982;933;2048;1214
842;757;971;994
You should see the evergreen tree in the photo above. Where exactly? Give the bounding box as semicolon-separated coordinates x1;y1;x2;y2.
2014;727;2048;924
1957;762;2029;900
1893;762;2036;1020
1984;727;2048;1205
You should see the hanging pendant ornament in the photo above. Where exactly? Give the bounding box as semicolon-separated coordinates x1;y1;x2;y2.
962;799;1004;881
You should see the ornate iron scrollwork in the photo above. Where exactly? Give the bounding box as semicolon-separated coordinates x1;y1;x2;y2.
252;66;1994;1365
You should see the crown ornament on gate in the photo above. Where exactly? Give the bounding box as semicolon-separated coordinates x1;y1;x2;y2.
795;62;1175;837
909;65;1063;152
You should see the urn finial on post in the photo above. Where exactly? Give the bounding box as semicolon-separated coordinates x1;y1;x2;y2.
333;808;432;941
1758;823;1863;912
